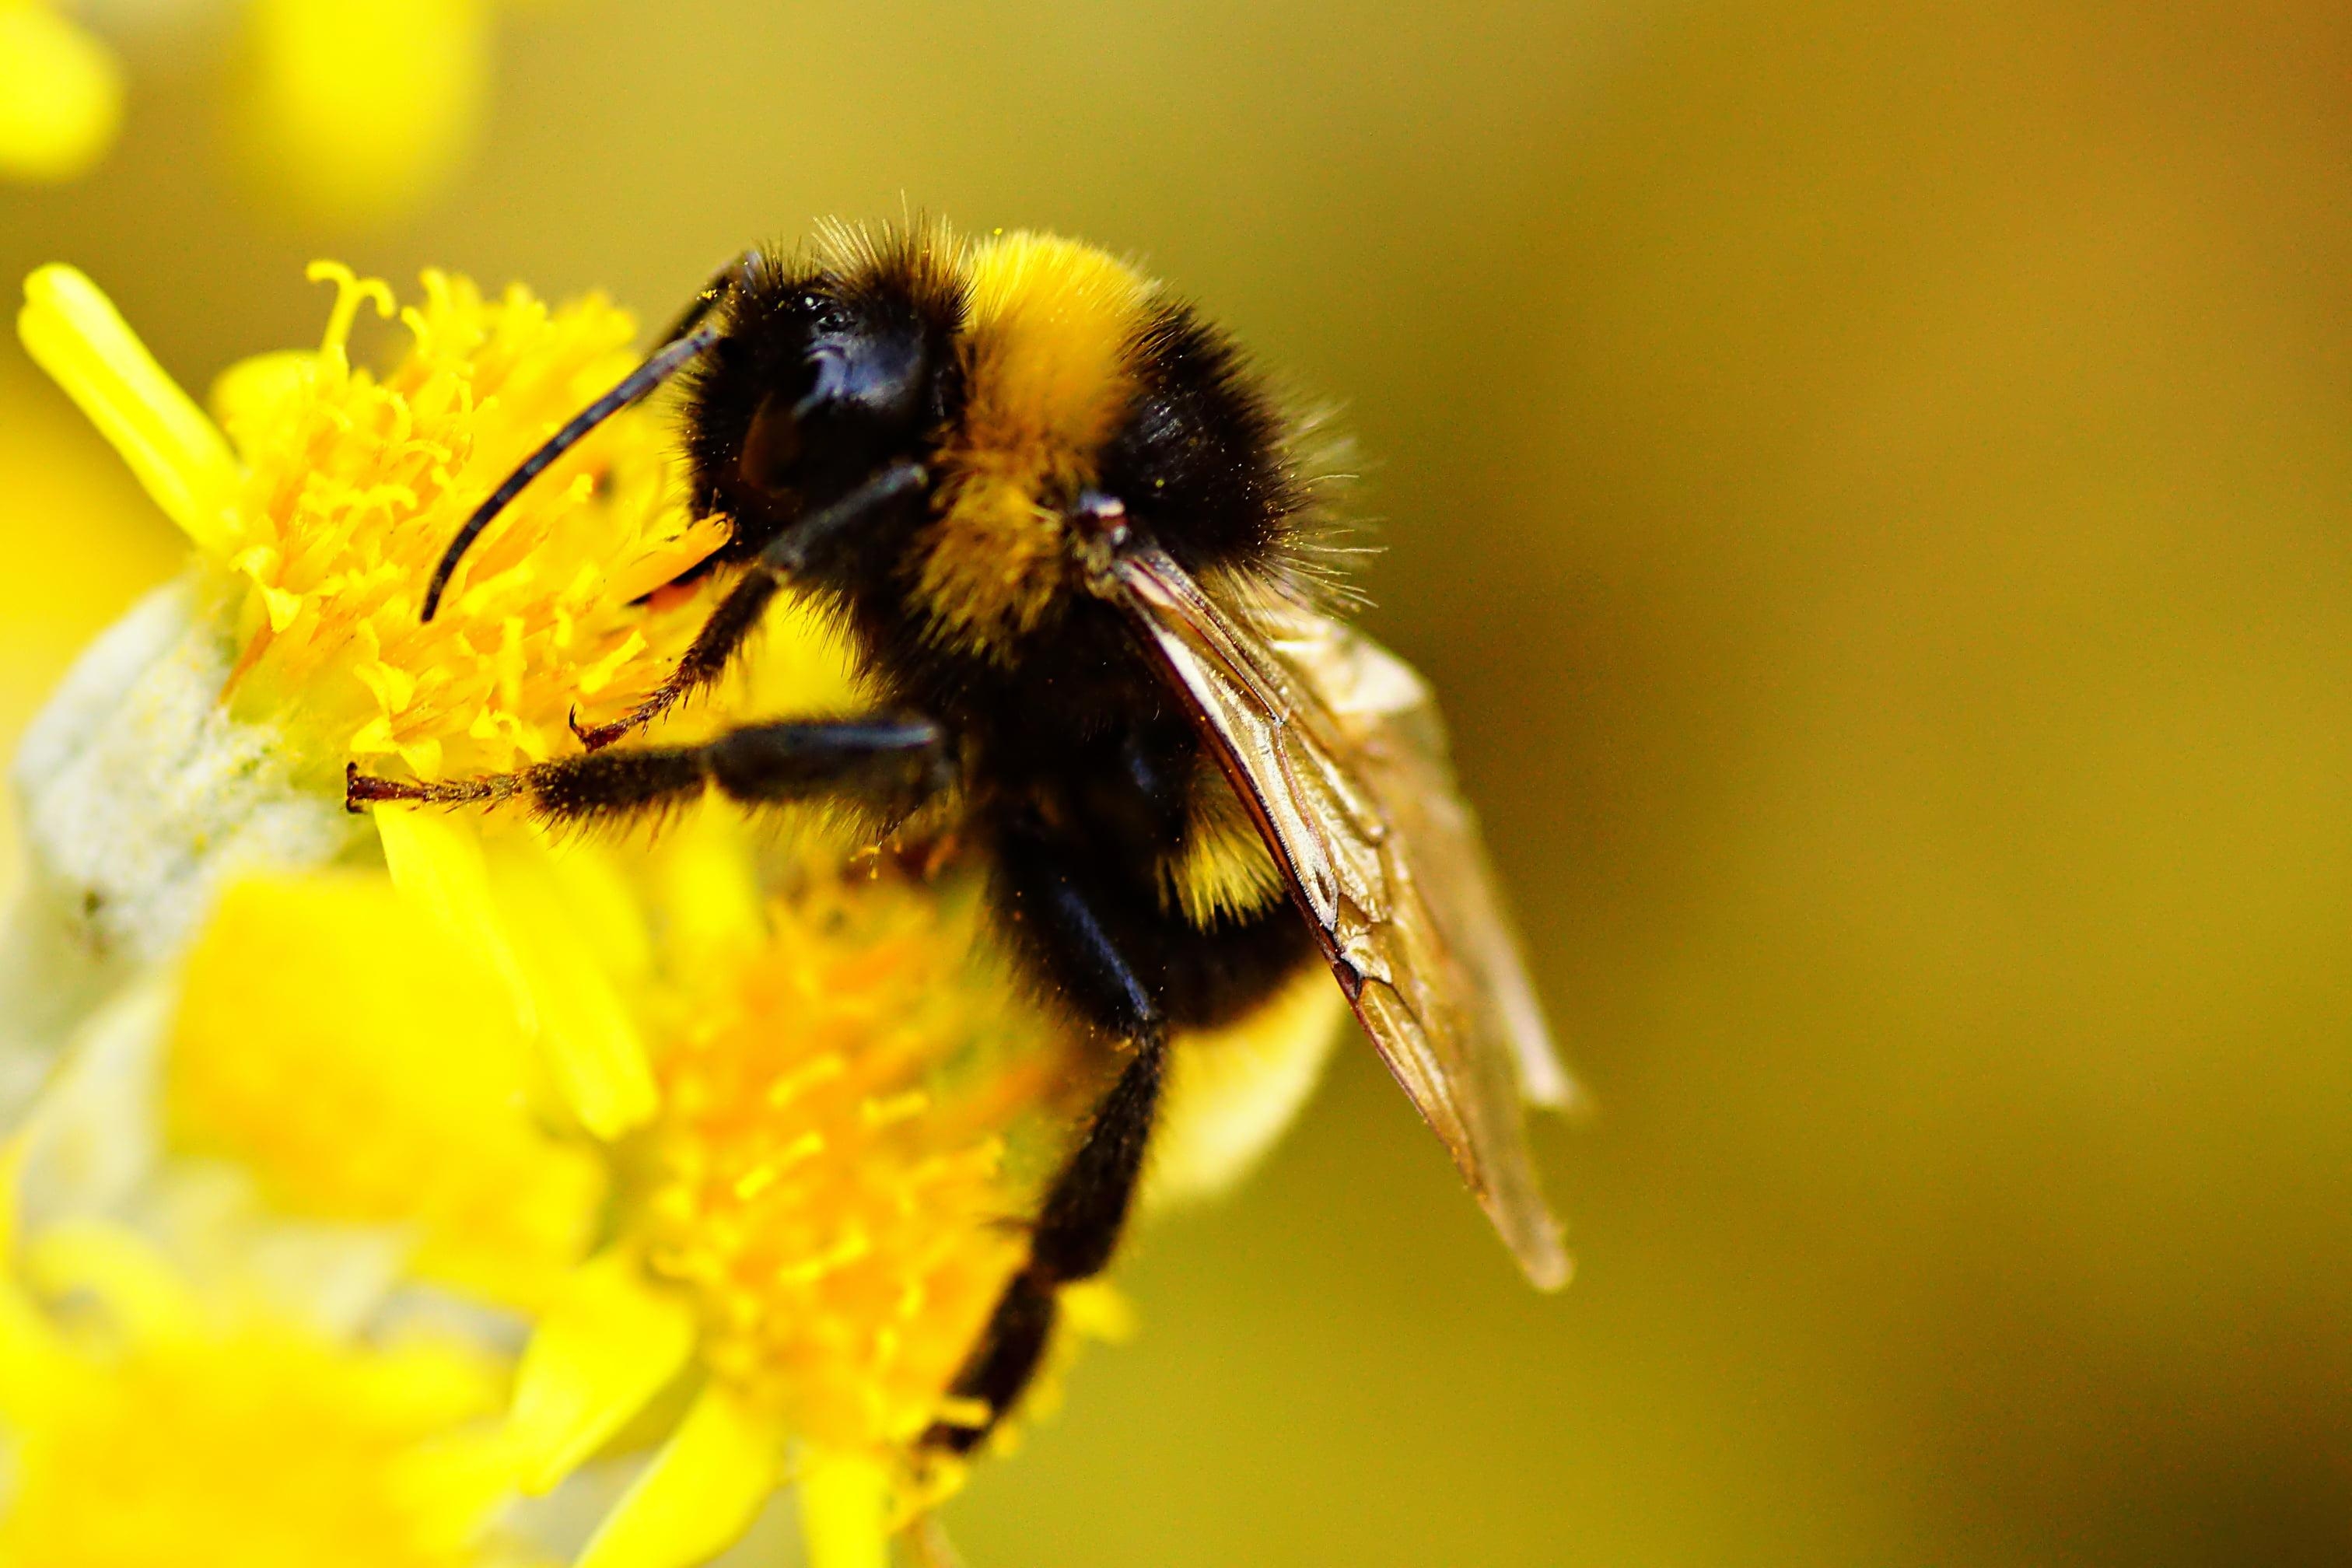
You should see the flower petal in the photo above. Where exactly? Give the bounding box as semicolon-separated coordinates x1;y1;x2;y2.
1143;964;1346;1212
0;1138;59;1404
23;1220;201;1345
492;840;658;1140
509;1248;696;1495
377;808;654;1139
797;1447;892;1568
0;7;122;184
16;266;240;554
576;1382;783;1568
167;870;605;1307
374;804;537;1031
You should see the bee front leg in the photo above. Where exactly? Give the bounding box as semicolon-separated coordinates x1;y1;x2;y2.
572;460;929;751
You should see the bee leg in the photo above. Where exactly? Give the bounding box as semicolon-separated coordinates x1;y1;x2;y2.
346;713;949;824
926;1028;1167;1454
572;460;929;751
926;858;1168;1454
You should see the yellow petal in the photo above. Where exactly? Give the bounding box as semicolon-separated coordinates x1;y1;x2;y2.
1056;1280;1138;1345
17;265;240;554
492;842;658;1140
577;1383;783;1568
0;1139;58;1401
376;806;657;1142
167;870;604;1307
523;827;653;983
797;1448;891;1568
374;804;538;1033
207;348;322;436
1143;964;1347;1213
509;1249;696;1495
22;1220;199;1345
0;6;123;184
651;802;765;961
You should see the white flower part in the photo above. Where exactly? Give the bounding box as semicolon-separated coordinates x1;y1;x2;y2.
12;974;169;1223
2;577;359;1059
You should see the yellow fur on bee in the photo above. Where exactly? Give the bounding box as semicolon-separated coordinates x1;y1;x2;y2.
919;232;1154;654
1146;963;1349;1209
1161;765;1289;925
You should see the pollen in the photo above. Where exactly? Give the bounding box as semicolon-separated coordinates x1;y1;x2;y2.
632;853;1071;1461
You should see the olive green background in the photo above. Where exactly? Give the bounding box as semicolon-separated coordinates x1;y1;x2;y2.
4;2;2349;1563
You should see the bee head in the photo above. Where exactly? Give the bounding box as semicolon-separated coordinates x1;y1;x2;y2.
685;260;962;579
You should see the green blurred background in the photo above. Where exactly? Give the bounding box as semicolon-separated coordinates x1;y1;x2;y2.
6;1;2351;1562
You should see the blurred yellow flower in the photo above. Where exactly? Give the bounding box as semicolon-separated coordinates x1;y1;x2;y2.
233;0;495;226
166;869;607;1310
0;2;124;183
0;0;520;222
0;1147;541;1568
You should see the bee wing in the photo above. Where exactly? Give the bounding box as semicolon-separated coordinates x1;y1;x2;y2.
1115;545;1572;1289
1259;597;1587;1118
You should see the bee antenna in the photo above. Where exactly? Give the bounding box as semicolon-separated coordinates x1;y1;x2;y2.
421;323;722;622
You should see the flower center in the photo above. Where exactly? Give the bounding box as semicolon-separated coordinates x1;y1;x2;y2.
632;860;1073;1456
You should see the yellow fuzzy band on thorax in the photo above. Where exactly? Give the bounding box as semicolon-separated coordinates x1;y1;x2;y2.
919;232;1153;655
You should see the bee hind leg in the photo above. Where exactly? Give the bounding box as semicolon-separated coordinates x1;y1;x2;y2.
925;856;1170;1454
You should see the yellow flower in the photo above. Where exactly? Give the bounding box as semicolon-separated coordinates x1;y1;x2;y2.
0;0;521;221
145;805;1335;1568
0;2;123;183
26;260;726;783
166;870;607;1310
379;803;1094;1568
9;261;726;980
0;1144;542;1568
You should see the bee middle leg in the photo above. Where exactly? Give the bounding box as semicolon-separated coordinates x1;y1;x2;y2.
346;713;949;824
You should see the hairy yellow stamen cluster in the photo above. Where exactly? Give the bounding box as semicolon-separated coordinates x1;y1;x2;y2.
635;862;1061;1456
214;264;728;782
19;261;728;794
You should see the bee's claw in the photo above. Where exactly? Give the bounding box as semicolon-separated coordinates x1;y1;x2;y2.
571;707;628;751
344;761;421;813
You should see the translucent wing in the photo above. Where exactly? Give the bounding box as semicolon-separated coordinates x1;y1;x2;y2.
1116;545;1573;1288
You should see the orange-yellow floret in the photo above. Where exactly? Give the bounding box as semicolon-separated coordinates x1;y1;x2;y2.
633;856;1074;1459
210;264;731;785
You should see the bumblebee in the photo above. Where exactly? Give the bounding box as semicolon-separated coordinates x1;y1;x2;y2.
352;223;1574;1450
